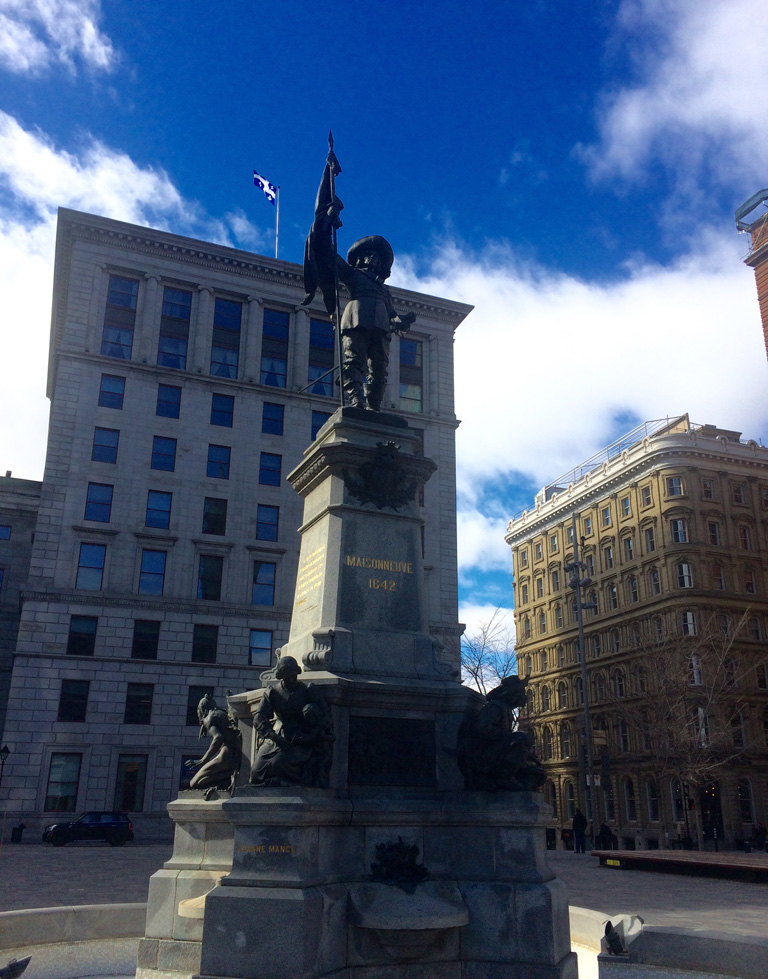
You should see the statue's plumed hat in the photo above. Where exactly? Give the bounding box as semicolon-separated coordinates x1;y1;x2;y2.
347;236;394;277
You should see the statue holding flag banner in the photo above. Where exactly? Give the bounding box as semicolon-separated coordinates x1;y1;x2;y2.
303;135;415;411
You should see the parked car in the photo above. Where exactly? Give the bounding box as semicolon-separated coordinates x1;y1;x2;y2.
42;811;134;847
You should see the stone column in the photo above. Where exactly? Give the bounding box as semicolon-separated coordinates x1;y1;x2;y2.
243;296;263;383
138;273;161;364
192;286;214;374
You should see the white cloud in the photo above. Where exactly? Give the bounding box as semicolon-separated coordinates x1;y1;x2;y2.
395;228;768;577
582;0;768;192
0;0;115;74
0;112;266;479
458;603;516;649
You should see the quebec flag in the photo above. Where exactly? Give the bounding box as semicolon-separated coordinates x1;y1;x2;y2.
253;171;277;205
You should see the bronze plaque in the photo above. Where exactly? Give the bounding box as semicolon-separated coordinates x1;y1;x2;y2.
348;715;436;787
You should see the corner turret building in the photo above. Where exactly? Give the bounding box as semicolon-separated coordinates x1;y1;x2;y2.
0;209;471;836
506;416;768;849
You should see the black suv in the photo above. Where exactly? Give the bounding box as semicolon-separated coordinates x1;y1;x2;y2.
42;811;134;847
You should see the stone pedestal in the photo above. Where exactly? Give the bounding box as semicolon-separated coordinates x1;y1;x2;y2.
139;408;575;979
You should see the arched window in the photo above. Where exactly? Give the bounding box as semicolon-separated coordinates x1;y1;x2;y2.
541;685;551;711
593;673;605;701
588;590;598;616
607;583;618;609
564;781;575;820
523;617;531;639
525;655;532;676
652;616;664;642
618;719;630;753
541;649;548;671
640;710;651;751
546;780;557;817
610;628;621;653
627;576;639;602
613;669;625;698
555;606;563;629
670;778;684;822
688;654;702;685
574;676;584;706
559;723;571;759
623;778;637;821
557;643;565;666
526;688;536;713
633;665;646;694
557;681;568;709
649;568;661;595
724;658;736;687
738;778;754;823
539;611;547;635
591;633;602;658
748;617;762;640
646;779;660;821
543;726;553;760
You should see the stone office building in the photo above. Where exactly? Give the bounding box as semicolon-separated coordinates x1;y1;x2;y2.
0;208;471;836
506;416;768;848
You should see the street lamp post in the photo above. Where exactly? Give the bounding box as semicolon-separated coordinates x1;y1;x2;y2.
565;516;600;828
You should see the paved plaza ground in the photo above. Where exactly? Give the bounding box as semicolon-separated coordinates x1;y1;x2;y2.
0;841;765;940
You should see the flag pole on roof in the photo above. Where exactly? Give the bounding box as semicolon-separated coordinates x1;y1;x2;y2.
253;170;280;258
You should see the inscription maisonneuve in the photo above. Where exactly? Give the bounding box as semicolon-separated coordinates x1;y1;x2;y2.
294;545;326;606
345;554;413;592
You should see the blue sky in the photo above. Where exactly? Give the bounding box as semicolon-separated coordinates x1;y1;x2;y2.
1;0;767;640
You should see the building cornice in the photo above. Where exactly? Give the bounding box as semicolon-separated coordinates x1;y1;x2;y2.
506;434;768;545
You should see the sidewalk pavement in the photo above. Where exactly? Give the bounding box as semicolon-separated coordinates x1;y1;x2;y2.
0;842;765;940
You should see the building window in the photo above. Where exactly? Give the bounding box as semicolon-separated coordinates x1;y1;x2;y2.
523;617;531;639
745;569;757;594
593;672;605;699
98;374;125;409
587;587;597;614
210;298;242;378
614;670;626;698
591;634;602;658
681;611;697;637
557;681;568;709
644;527;655;552
708;522;721;545
156;384;181;418
628;577;639;602
702;479;715;500
250;629;273;667
84;482;113;522
534;542;543;561
554;605;563;628
641;486;652;506
256;504;279;540
146;490;172;529
540;649;548;671
92;427;119;463
76;543;106;591
646;780;660;821
650;568;660;594
202;497;227;535
670;519;687;544
603;546;613;569
101;275;138;359
666;476;683;497
520;583;529;604
197;555;223;600
399;337;423;413
132;620;160;660
583;516;592;535
151;436;177;472
749;617;762;641
139;549;166;595
311;410;332;440
259;452;281;486
211;393;234;427
545;781;557;816
67;615;97;655
610;628;620;652
535;577;544;599
207;444;231;479
550;533;558;553
559;724;571;758
608;583;618;609
567;526;574;544
520;549;528;568
688;653;702;684
574;676;583;705
737;778;753;822
191;623;218;663
623;537;634;560
624;778;637;820
158;287;191;369
538;611;546;634
618;719;630;752
114;754;148;811
670;778;685;822
252;561;276;605
717;613;732;636
124;683;154;724
602;506;611;527
186;685;214;726
676;562;693;588
551;569;560;591
542;727;553;760
739;526;753;551
261;308;289;386
262;402;284;435
712;564;725;589
0;526;9;540
45;753;81;812
57;679;90;722
308;318;335;396
621;497;631;517
733;483;746;504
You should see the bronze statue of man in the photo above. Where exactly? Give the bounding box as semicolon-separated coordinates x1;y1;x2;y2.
303;138;415;410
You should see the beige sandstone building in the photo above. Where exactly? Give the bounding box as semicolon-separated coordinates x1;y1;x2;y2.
506;416;768;849
0;208;471;836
